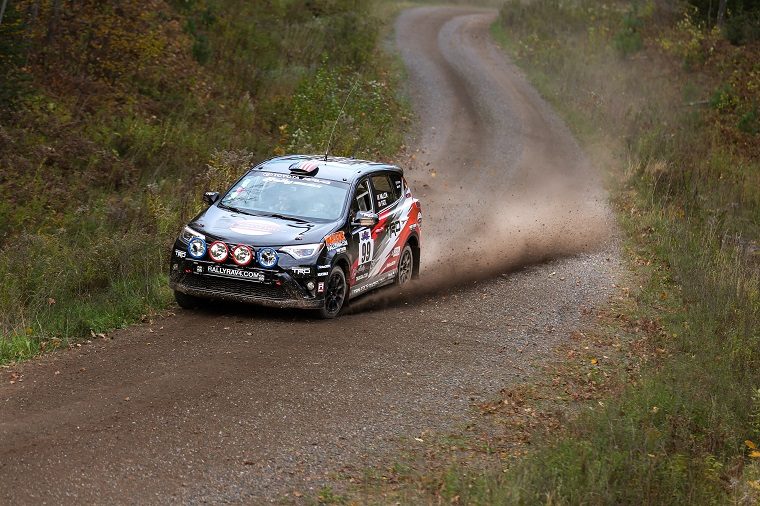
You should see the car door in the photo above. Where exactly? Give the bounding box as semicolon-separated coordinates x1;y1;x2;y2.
348;177;377;291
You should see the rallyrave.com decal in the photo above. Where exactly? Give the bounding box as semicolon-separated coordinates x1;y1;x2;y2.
206;264;264;282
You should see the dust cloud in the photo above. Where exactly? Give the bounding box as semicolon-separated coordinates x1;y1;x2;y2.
348;7;616;312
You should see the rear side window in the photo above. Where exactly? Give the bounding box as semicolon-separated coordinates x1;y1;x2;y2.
371;174;401;211
389;174;403;199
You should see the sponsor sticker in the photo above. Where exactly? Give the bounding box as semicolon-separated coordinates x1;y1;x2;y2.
206;264;264;282
358;229;373;265
229;219;282;236
317;282;325;293
325;231;348;251
350;271;395;296
391;246;401;257
175;249;187;258
263;171;333;185
291;267;311;276
317;271;329;277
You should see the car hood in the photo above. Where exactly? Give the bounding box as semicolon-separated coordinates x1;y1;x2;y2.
190;205;340;247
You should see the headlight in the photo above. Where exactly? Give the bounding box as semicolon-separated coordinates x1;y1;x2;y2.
179;226;205;244
187;237;207;259
280;243;324;260
231;245;253;266
257;247;279;268
209;241;228;263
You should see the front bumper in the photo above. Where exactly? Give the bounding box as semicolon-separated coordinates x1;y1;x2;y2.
169;258;324;310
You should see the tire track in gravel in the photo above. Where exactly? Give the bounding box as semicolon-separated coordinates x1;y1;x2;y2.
0;7;620;504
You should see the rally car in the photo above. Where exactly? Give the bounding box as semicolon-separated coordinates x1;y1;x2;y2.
169;155;422;318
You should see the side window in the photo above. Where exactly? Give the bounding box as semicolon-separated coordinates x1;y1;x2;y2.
370;174;399;211
389;174;403;201
352;179;374;213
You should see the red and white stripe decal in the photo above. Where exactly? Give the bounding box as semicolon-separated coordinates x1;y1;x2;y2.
300;161;319;173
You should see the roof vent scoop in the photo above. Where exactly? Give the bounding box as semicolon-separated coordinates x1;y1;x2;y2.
289;160;320;175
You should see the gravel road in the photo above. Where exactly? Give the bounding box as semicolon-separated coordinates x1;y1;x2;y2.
0;7;620;504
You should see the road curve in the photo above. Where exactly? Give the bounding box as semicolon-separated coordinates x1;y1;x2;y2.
0;7;619;504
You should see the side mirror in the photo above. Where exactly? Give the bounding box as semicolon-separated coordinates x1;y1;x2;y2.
353;211;379;227
203;191;220;205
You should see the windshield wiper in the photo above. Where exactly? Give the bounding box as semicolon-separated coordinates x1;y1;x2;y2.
219;202;255;216
262;212;310;223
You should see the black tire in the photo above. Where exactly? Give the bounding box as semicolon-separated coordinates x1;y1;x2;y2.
395;245;414;288
174;290;202;310
318;266;348;319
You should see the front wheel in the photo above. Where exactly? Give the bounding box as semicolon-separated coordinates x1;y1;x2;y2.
395;245;414;288
317;266;348;319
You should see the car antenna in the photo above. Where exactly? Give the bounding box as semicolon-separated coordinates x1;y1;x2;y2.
324;78;360;162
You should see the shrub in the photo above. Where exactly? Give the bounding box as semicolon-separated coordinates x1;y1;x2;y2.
614;10;644;56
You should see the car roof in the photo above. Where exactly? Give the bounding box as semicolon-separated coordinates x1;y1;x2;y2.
253;155;402;183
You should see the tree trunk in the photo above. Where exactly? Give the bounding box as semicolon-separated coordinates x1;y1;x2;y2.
0;0;9;26
45;0;62;42
717;0;728;27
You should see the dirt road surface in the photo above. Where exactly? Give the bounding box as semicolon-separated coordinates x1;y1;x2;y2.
0;7;620;504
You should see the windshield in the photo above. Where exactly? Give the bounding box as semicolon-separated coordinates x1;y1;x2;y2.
220;171;348;221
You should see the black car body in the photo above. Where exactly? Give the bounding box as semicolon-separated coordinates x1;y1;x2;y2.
169;155;422;317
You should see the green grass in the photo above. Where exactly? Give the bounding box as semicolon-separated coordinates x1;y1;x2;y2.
0;0;408;364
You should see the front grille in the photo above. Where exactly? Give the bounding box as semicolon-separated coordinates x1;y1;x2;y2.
180;274;289;301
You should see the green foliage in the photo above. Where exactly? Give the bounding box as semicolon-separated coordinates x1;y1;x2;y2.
284;64;404;159
614;9;644;56
724;8;760;44
737;105;759;133
0;0;407;363
0;3;31;108
316;485;347;504
709;83;738;110
687;0;760;42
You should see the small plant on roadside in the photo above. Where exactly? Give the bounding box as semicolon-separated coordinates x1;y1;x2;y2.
614;8;644;56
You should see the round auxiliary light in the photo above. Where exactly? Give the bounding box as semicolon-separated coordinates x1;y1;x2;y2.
187;237;207;259
231;245;253;266
208;241;228;263
306;281;316;291
257;247;279;268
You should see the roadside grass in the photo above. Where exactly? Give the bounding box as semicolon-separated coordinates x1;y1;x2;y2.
390;0;760;503
0;0;407;364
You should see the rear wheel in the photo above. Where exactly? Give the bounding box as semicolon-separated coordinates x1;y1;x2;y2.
395;245;414;288
318;266;348;319
174;290;202;310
